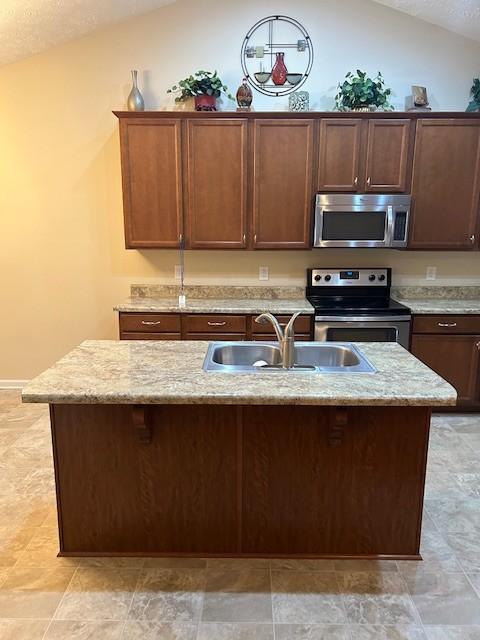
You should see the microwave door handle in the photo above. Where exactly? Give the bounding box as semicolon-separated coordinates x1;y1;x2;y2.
385;205;394;246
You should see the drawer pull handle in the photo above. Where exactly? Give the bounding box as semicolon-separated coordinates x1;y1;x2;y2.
207;321;227;326
366;177;371;187
141;321;161;326
477;341;480;351
354;176;358;187
437;322;457;328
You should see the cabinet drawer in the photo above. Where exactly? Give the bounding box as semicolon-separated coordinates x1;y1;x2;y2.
184;333;245;341
251;314;312;335
120;332;181;340
119;313;181;333
252;334;311;342
413;315;480;334
183;315;246;334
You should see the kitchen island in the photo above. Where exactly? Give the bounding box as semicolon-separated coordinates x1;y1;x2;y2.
22;340;456;560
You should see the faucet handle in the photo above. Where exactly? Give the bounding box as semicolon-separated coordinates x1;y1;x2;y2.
284;312;303;338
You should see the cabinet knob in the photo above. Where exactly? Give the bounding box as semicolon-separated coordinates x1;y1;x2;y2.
354;176;358;187
366;177;371;187
254;234;257;243
476;341;480;351
470;235;475;244
243;234;246;244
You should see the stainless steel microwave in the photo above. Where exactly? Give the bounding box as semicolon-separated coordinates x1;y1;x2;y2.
313;194;411;248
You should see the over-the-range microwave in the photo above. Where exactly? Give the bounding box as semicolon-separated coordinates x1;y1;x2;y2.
313;194;411;248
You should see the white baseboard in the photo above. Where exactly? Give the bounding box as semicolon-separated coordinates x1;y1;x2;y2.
0;380;28;389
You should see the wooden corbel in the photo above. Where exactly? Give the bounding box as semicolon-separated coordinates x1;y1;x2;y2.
328;406;348;447
132;405;152;444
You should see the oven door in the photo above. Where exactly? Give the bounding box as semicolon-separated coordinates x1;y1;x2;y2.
314;316;411;349
313;205;393;248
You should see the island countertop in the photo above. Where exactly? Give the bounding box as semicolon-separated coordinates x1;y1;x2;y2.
22;340;456;407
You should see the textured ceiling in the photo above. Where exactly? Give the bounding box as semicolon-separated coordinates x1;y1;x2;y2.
372;0;480;42
0;0;175;65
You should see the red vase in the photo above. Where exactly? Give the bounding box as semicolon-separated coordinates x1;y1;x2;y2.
271;52;288;86
194;95;217;111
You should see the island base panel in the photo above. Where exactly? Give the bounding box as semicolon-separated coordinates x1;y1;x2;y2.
50;404;430;558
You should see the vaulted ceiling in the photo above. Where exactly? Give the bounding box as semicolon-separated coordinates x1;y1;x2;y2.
0;0;479;66
372;0;480;42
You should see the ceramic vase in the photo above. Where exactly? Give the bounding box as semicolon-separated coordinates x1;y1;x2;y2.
127;70;145;111
236;78;253;111
271;52;288;86
194;95;217;111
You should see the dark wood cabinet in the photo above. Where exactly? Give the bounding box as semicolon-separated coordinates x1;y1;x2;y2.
185;119;248;249
317;119;412;193
365;120;412;192
252;120;314;248
410;314;480;406
409;120;480;249
119;119;183;248
317;119;362;192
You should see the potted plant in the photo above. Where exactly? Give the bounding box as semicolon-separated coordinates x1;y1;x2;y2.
466;78;480;112
167;70;234;111
335;70;393;112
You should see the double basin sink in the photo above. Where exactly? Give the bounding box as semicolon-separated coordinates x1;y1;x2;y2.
203;341;376;373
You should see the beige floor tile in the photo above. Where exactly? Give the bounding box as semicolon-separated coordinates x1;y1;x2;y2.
406;571;480;625
339;572;419;626
76;557;146;568
426;498;480;534
198;622;274;639
0;590;63;618
206;558;270;570
271;571;345;624
54;567;140;621
347;625;427;639
0;526;37;568
424;627;480;639
129;568;204;624
143;557;206;569
334;560;398;573
202;569;272;623
0;567;74;592
44;620;125;639
0;433;21;449
467;572;480;596
270;559;335;572
275;623;349;639
0;618;49;639
13;530;78;569
123;620;197;639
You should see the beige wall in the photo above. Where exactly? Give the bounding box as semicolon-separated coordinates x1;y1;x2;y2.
1;0;480;380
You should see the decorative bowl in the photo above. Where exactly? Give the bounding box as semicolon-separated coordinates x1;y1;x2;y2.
286;73;302;85
254;72;271;85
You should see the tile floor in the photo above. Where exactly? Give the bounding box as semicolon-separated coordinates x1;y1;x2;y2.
0;390;479;639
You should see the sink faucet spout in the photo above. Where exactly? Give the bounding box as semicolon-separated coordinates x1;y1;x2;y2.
254;312;302;368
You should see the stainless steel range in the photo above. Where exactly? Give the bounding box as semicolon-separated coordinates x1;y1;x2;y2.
306;268;411;349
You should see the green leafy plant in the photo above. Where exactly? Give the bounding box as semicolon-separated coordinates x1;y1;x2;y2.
335;70;393;111
167;70;234;102
466;78;480;112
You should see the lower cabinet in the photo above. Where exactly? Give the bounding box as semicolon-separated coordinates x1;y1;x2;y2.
410;315;480;406
119;312;313;342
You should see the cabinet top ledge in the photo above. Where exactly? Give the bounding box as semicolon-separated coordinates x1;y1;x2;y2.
113;110;480;120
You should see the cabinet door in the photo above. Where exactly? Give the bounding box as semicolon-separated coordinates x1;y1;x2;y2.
365;120;412;192
411;334;480;405
409;120;480;249
253;120;314;248
120;120;183;248
185;119;248;248
317;119;362;192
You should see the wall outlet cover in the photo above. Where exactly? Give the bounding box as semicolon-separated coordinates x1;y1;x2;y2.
426;266;437;281
259;266;269;281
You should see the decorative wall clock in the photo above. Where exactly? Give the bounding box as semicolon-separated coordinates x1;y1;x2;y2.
240;15;314;97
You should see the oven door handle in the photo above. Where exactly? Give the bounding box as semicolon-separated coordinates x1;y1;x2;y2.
314;315;411;323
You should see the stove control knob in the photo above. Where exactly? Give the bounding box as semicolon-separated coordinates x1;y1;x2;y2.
378;274;386;282
369;274;376;281
324;275;332;282
314;275;321;282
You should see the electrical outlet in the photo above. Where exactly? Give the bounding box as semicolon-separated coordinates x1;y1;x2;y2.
259;266;269;281
174;265;182;280
426;266;437;281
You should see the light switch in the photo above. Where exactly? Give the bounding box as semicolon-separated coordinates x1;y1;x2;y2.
259;266;269;281
426;266;437;281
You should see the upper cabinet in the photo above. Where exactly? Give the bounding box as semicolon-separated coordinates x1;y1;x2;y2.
409;120;480;250
119;119;183;248
253;120;314;249
317;118;412;193
185;119;248;249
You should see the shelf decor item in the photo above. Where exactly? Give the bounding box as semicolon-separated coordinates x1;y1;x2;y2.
236;78;253;111
127;70;145;112
335;70;393;112
408;85;431;112
289;90;309;112
466;78;480;112
240;15;313;97
167;70;234;111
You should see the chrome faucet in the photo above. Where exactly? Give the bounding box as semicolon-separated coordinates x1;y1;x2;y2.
254;312;302;369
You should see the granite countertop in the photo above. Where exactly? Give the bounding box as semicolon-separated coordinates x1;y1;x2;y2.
22;340;456;407
115;296;314;315
393;298;480;315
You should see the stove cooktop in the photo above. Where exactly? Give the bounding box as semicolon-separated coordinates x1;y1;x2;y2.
307;295;411;316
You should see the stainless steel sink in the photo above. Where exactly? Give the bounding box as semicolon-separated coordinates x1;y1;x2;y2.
203;342;376;373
